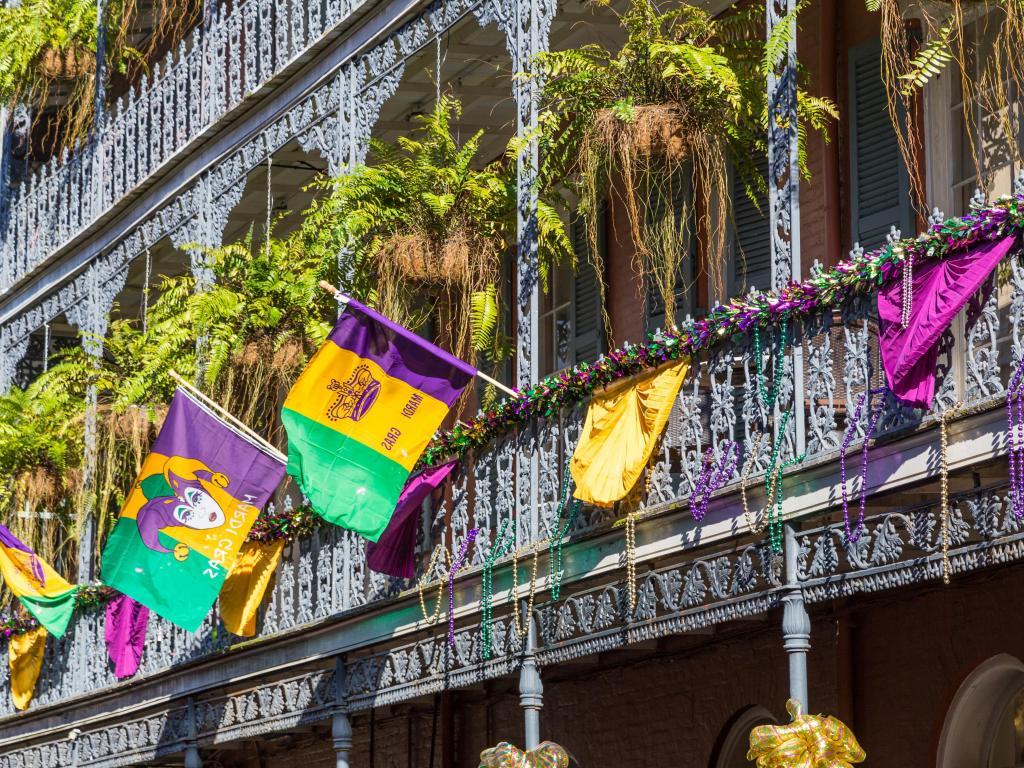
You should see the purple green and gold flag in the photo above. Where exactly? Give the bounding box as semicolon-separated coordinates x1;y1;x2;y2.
282;297;475;541
101;389;286;632
0;524;78;637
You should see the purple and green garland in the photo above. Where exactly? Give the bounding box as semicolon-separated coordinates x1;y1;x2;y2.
422;195;1024;466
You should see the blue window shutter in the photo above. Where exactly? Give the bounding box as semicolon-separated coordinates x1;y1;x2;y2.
731;154;772;294
572;209;606;364
849;38;914;250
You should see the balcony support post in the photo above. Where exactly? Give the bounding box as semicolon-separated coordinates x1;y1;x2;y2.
766;0;806;457
185;697;203;768
519;610;543;750
93;0;108;135
67;265;120;582
476;0;555;547
782;522;810;711
333;657;354;768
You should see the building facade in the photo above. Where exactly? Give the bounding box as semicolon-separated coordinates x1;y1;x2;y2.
2;0;1024;766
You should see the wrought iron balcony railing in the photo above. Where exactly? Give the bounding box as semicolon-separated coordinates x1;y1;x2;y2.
0;0;366;294
0;253;1019;719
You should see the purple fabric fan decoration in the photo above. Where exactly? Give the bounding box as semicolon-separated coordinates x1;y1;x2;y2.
878;235;1016;408
105;594;150;679
366;461;458;579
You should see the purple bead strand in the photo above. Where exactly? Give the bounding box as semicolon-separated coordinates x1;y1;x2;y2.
1008;359;1024;517
840;388;886;543
448;527;480;647
691;440;740;521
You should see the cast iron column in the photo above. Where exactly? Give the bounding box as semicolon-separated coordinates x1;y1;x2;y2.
333;657;353;768
782;522;810;710
519;611;543;749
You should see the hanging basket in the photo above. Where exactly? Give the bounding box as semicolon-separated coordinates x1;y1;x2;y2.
592;103;693;164
37;45;95;80
377;231;484;287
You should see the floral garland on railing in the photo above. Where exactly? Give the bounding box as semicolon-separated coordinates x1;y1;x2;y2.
4;199;1020;644
248;501;319;542
422;195;1024;465
1;585;117;638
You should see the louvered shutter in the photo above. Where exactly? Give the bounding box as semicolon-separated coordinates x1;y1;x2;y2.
572;209;606;364
646;176;694;332
849;39;913;250
731;154;772;293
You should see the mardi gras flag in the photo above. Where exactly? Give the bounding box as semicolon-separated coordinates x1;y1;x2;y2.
0;524;78;638
101;389;286;632
282;297;474;541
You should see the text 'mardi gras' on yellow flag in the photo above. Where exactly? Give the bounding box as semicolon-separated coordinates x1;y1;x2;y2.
101;389;286;632
0;524;78;637
282;296;475;541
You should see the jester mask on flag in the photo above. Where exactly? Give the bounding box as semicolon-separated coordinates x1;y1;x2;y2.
101;389;285;632
282;296;475;541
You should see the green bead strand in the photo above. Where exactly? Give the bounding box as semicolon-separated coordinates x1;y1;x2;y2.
480;518;514;660
549;464;581;601
753;320;789;411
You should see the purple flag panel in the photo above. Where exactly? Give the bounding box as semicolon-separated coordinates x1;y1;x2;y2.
366;461;458;579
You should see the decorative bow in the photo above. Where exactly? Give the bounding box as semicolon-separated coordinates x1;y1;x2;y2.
748;699;865;768
478;741;569;768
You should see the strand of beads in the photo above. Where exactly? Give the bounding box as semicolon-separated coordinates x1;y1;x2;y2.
900;246;914;328
753;321;789;409
510;543;541;638
839;388;886;543
940;401;962;585
447;528;480;647
763;410;805;553
480;519;515;660
625;511;638;613
418;544;451;625
740;432;769;534
690;440;740;521
549;467;581;602
1007;358;1024;517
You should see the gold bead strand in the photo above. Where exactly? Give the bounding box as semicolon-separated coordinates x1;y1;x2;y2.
625;511;637;614
740;432;768;535
511;544;541;638
417;544;450;624
940;402;962;586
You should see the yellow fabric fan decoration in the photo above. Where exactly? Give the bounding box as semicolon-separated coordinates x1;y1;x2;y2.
748;699;866;768
570;358;690;507
219;540;285;637
9;624;47;711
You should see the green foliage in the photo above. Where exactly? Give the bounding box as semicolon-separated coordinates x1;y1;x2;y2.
305;95;570;363
0;0;196;149
0;222;337;574
534;0;836;323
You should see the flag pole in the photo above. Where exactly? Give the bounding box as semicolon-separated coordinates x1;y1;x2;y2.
317;281;520;399
167;370;288;464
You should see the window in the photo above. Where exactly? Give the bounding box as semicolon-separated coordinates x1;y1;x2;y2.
848;38;914;249
938;654;1024;768
645;174;695;333
540;209;607;375
950;9;1020;215
730;153;772;296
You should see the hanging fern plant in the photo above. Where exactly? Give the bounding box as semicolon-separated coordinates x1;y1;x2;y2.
535;0;836;329
0;0;197;151
306;94;571;365
868;0;1024;214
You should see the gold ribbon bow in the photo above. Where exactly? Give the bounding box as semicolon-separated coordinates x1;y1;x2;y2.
748;699;866;768
478;741;569;768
